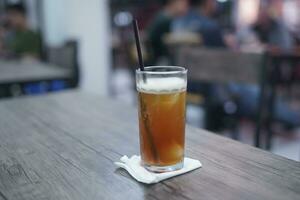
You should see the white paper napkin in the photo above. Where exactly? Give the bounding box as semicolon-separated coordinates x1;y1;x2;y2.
114;155;202;184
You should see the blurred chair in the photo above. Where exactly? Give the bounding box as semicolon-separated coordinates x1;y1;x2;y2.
21;41;80;96
174;46;266;147
263;52;300;149
45;40;80;88
0;41;79;98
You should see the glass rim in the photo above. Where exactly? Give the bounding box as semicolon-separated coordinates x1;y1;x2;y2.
136;66;187;75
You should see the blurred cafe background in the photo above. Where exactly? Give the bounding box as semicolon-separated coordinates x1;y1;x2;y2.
0;0;299;161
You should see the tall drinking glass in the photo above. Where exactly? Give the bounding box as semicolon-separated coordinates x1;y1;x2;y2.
136;66;187;172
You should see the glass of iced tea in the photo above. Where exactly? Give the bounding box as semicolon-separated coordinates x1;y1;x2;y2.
136;66;187;172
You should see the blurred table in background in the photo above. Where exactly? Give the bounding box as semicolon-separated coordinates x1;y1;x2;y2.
0;60;74;98
0;60;71;83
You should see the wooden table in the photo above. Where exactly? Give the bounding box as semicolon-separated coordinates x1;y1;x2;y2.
0;60;71;84
0;91;299;200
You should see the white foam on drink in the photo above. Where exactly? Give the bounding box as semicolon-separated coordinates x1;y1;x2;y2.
137;77;186;94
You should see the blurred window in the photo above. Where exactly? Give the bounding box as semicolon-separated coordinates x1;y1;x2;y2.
236;0;260;26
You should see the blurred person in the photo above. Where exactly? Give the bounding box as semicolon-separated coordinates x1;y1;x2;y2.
173;0;226;47
234;6;300;129
147;0;189;64
230;24;299;129
174;0;299;130
252;5;295;53
171;0;231;131
249;4;300;128
1;4;41;59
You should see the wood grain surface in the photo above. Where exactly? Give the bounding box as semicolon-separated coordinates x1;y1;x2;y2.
0;90;299;200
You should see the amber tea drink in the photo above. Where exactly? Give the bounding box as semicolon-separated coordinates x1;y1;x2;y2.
136;66;187;172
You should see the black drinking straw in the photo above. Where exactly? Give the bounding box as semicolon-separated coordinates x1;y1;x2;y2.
132;19;158;163
132;19;145;71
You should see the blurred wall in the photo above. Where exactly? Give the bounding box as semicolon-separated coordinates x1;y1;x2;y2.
43;0;66;46
25;0;39;31
43;0;110;96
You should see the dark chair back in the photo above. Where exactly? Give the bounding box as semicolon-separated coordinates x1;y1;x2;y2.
174;46;267;146
46;41;80;87
175;47;265;84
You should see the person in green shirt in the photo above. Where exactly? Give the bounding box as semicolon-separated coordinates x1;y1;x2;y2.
147;0;188;64
5;4;41;59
